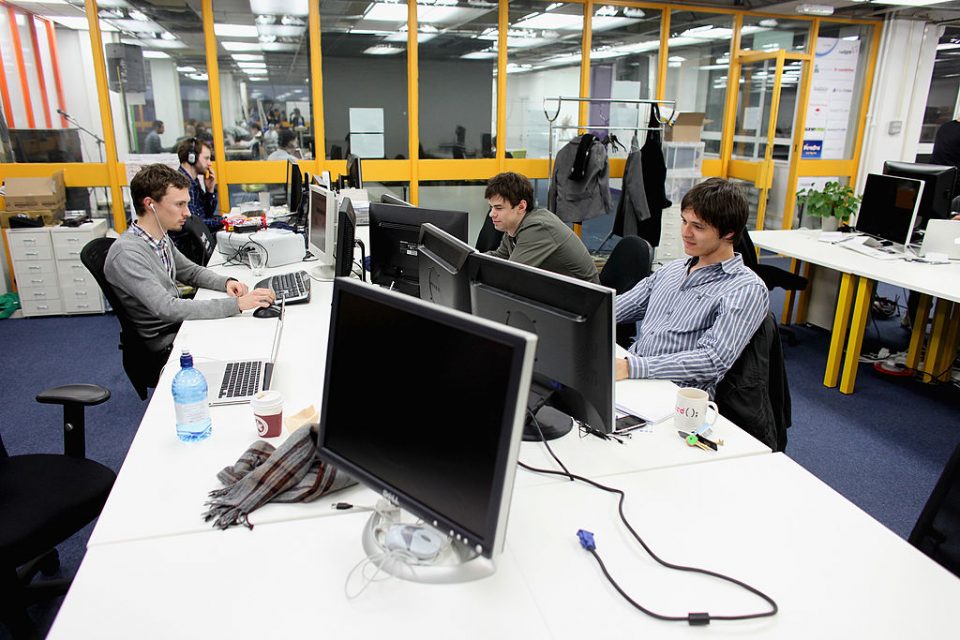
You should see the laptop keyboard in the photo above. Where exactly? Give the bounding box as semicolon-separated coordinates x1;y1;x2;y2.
220;360;263;398
256;270;310;304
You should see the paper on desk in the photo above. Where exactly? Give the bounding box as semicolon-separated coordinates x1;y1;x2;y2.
613;344;678;423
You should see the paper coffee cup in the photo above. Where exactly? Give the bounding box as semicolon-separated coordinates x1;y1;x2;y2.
251;390;283;438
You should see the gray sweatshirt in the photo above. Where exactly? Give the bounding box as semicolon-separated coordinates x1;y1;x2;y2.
105;228;239;352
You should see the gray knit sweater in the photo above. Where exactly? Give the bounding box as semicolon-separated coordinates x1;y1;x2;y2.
105;228;239;352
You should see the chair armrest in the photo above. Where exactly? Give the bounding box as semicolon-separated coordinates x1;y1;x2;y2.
36;384;111;407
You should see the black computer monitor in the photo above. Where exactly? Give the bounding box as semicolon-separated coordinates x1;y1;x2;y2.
418;222;476;312
346;153;363;189
317;279;535;578
856;173;925;247
286;159;303;214
467;253;615;441
335;197;357;278
368;202;469;296
882;161;956;228
381;192;413;207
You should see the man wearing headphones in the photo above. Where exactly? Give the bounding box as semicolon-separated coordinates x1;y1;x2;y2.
176;137;221;233
105;164;275;363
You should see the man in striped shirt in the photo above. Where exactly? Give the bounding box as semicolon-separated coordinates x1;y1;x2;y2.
615;178;768;398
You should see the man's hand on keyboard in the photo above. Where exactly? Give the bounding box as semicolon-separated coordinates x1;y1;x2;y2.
238;288;276;311
225;280;249;297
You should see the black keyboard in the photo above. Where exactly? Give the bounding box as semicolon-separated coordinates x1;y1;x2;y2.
220;360;263;398
255;270;311;304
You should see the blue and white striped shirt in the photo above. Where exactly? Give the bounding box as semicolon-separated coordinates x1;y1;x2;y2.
615;254;768;398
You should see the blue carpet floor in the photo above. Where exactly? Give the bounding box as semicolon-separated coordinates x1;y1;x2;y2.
1;276;958;637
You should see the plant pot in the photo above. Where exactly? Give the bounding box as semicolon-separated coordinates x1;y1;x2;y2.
820;217;839;232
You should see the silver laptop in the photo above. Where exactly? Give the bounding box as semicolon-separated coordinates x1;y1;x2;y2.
920;219;960;260
196;299;285;406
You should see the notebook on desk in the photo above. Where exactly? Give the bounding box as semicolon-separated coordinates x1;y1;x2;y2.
195;299;285;406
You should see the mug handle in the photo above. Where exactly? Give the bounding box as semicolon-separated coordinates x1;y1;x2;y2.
704;401;719;426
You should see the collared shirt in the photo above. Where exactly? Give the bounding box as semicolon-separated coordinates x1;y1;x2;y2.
130;221;174;281
615;253;768;398
177;166;220;232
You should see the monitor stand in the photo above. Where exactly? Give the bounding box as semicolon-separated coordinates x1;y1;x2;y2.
310;262;336;281
360;510;496;584
523;379;573;442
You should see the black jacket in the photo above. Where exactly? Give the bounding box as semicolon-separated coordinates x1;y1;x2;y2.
715;312;791;451
633;105;671;247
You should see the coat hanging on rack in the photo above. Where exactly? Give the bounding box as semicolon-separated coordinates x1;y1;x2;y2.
548;135;612;223
634;104;672;248
611;146;650;238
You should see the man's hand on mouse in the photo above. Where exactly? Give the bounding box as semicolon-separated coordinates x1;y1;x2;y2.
237;288;276;311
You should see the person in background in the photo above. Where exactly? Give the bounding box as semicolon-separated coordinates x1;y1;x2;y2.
105;164;274;366
484;172;599;284
144;120;164;154
267;129;300;162
930;117;960;221
614;178;768;398
174;137;221;234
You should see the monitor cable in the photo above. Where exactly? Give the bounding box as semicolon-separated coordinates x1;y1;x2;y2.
355;239;367;282
518;419;778;626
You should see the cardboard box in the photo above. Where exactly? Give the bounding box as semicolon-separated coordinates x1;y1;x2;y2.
4;171;66;212
665;112;706;142
1;209;62;228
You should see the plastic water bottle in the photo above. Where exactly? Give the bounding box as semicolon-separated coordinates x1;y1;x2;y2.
172;350;212;442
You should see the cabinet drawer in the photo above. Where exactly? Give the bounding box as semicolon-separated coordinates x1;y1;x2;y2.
5;230;52;251
63;295;104;314
14;259;57;280
18;284;60;301
11;243;55;261
57;261;97;285
15;270;58;291
61;284;101;303
21;299;64;316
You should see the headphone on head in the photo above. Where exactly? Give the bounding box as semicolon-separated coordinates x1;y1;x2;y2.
186;137;198;165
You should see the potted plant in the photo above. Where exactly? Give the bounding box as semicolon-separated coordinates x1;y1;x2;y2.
795;181;861;232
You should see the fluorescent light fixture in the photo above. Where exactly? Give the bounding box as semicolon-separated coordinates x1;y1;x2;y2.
237;61;267;69
595;5;619;17
862;0;950;5
668;61;682;68
19;0;68;4
160;32;177;41
249;0;308;17
681;26;733;40
177;66;198;72
364;45;405;55
215;23;259;38
137;39;187;50
545;3;562;11
363;3;409;22
231;53;264;61
795;4;834;15
623;7;645;18
759;19;778;27
127;10;149;21
938;42;960;50
187;73;208;81
261;42;299;52
248;77;268;82
222;41;264;52
592;17;642;32
46;17;118;31
513;13;583;31
244;69;268;75
461;50;497;59
385;32;437;43
668;56;686;62
141;50;169;59
257;24;306;37
112;19;164;33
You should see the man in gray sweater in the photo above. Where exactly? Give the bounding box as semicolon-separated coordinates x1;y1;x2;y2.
105;164;275;358
485;172;599;284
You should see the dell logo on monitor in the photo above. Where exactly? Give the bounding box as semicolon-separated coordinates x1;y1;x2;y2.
381;489;400;506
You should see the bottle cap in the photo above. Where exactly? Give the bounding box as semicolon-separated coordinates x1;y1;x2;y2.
180;349;193;368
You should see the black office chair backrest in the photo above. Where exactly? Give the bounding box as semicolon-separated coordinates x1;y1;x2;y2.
909;442;960;577
736;231;807;292
600;235;653;294
475;211;504;253
172;215;216;266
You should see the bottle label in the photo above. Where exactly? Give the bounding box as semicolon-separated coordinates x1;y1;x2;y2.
175;400;210;426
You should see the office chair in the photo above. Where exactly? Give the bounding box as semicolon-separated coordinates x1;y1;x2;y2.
81;238;170;400
475;212;504;254
715;312;791;452
599;236;654;348
909;442;960;578
171;215;216;267
736;232;808;344
1;384;114;639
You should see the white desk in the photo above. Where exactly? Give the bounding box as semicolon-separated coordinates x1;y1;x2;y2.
49;454;960;639
751;229;960;393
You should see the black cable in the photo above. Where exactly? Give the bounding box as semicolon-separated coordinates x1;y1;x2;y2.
526;407;574;481
515;460;779;625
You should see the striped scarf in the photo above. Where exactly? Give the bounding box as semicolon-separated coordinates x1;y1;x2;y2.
203;423;355;530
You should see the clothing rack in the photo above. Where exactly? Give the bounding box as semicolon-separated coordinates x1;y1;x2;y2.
542;96;676;173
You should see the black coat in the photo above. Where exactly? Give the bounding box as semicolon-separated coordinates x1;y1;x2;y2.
634;106;671;247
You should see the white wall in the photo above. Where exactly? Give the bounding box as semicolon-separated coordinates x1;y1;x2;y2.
149;59;184;146
56;27;103;163
505;65;580;156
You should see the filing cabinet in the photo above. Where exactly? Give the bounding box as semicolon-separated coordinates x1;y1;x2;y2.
5;219;108;316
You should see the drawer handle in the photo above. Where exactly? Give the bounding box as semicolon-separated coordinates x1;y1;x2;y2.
23;238;36;244
30;279;44;283
25;251;39;256
73;277;85;282
28;265;41;270
77;304;90;309
76;291;87;297
35;292;46;298
68;251;80;257
67;238;80;243
37;305;49;310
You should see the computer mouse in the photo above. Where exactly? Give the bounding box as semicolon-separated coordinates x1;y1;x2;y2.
253;305;281;319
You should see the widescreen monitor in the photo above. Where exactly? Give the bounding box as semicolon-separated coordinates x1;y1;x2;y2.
418;222;476;312
307;184;337;276
317;279;536;577
855;173;925;247
368;202;469;296
467;253;615;441
882;161;956;227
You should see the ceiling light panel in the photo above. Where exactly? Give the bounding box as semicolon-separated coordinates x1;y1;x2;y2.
365;45;405;55
231;53;264;61
222;41;264;52
46;17;118;31
215;24;259;38
249;0;308;17
257;24;306;37
111;19;164;33
513;13;582;31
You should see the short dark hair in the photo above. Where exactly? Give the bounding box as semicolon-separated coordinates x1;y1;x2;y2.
176;137;210;164
485;172;535;209
130;164;190;217
152;120;163;130
278;129;297;149
680;178;749;243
